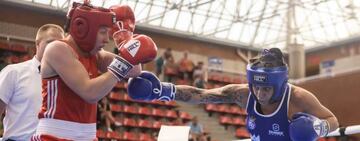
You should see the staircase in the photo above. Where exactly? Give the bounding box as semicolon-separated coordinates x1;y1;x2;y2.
176;101;237;141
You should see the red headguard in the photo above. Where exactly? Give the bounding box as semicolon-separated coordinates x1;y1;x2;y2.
64;1;115;52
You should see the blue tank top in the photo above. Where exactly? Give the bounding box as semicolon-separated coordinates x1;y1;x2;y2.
246;84;291;141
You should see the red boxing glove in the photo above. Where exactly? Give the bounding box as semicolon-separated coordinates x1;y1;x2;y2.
109;4;135;34
118;34;158;65
113;27;133;47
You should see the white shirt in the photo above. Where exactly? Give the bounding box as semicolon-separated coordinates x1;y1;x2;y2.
0;57;42;141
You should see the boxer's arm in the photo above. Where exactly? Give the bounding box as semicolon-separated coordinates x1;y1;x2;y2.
175;84;249;108
96;49;116;73
43;41;117;103
294;87;339;132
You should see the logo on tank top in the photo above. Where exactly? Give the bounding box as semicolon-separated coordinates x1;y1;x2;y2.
247;116;256;130
250;134;260;141
268;123;284;136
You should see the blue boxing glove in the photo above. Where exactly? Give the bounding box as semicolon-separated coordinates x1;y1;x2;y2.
127;71;176;101
289;112;330;141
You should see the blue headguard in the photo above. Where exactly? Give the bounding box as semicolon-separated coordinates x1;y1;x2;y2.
246;49;288;103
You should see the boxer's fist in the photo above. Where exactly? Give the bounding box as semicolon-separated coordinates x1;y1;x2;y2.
127;71;176;101
118;34;157;65
289;112;330;141
109;4;135;33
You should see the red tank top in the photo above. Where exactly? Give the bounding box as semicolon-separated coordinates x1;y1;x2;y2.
38;40;99;123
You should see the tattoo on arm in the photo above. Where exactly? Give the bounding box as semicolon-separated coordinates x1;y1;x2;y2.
175;84;248;106
175;85;202;102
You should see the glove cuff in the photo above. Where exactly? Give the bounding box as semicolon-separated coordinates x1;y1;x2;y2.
314;119;330;137
108;56;133;81
157;82;176;101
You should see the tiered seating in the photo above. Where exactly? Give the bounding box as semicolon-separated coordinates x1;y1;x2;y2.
98;81;192;141
97;130;157;141
205;104;247;116
219;116;246;129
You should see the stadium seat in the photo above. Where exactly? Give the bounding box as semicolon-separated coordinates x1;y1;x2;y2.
179;111;192;120
138;106;152;116
109;104;122;112
123;118;137;127
152;108;165;117
153;121;162;129
96;130;106;139
139;133;154;141
218;104;230;113
219;116;232;125
233;117;246;126
235;128;250;138
138;119;153;129
123;105;138;114
205;104;217;112
165;109;178;118
109;92;121;101
123;131;138;140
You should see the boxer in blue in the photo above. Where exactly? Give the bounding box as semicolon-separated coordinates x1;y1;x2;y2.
127;48;339;141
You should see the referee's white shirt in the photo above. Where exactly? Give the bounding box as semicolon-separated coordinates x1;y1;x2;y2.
0;57;42;141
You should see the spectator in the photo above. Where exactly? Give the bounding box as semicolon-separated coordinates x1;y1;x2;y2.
188;116;206;141
97;97;121;131
193;74;206;89
155;54;165;77
193;61;205;79
164;48;173;60
164;56;178;83
178;51;194;80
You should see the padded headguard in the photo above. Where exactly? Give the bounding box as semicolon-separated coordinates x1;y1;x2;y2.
246;48;288;103
64;1;115;52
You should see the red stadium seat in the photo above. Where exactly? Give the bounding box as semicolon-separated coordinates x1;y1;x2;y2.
217;104;230;113
230;106;242;115
165;110;178;118
153;121;162;129
123;118;137;127
123;131;138;140
106;131;121;140
179;111;192;120
109;104;122;112
205;104;217;112
123;105;138;114
139;133;154;141
223;76;231;83
96;130;106;139
236;128;250;138
165;101;178;107
152;108;165;117
233;117;246;126
138;119;152;128
233;77;242;84
138;106;152;116
219;116;232;125
109;92;121;101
